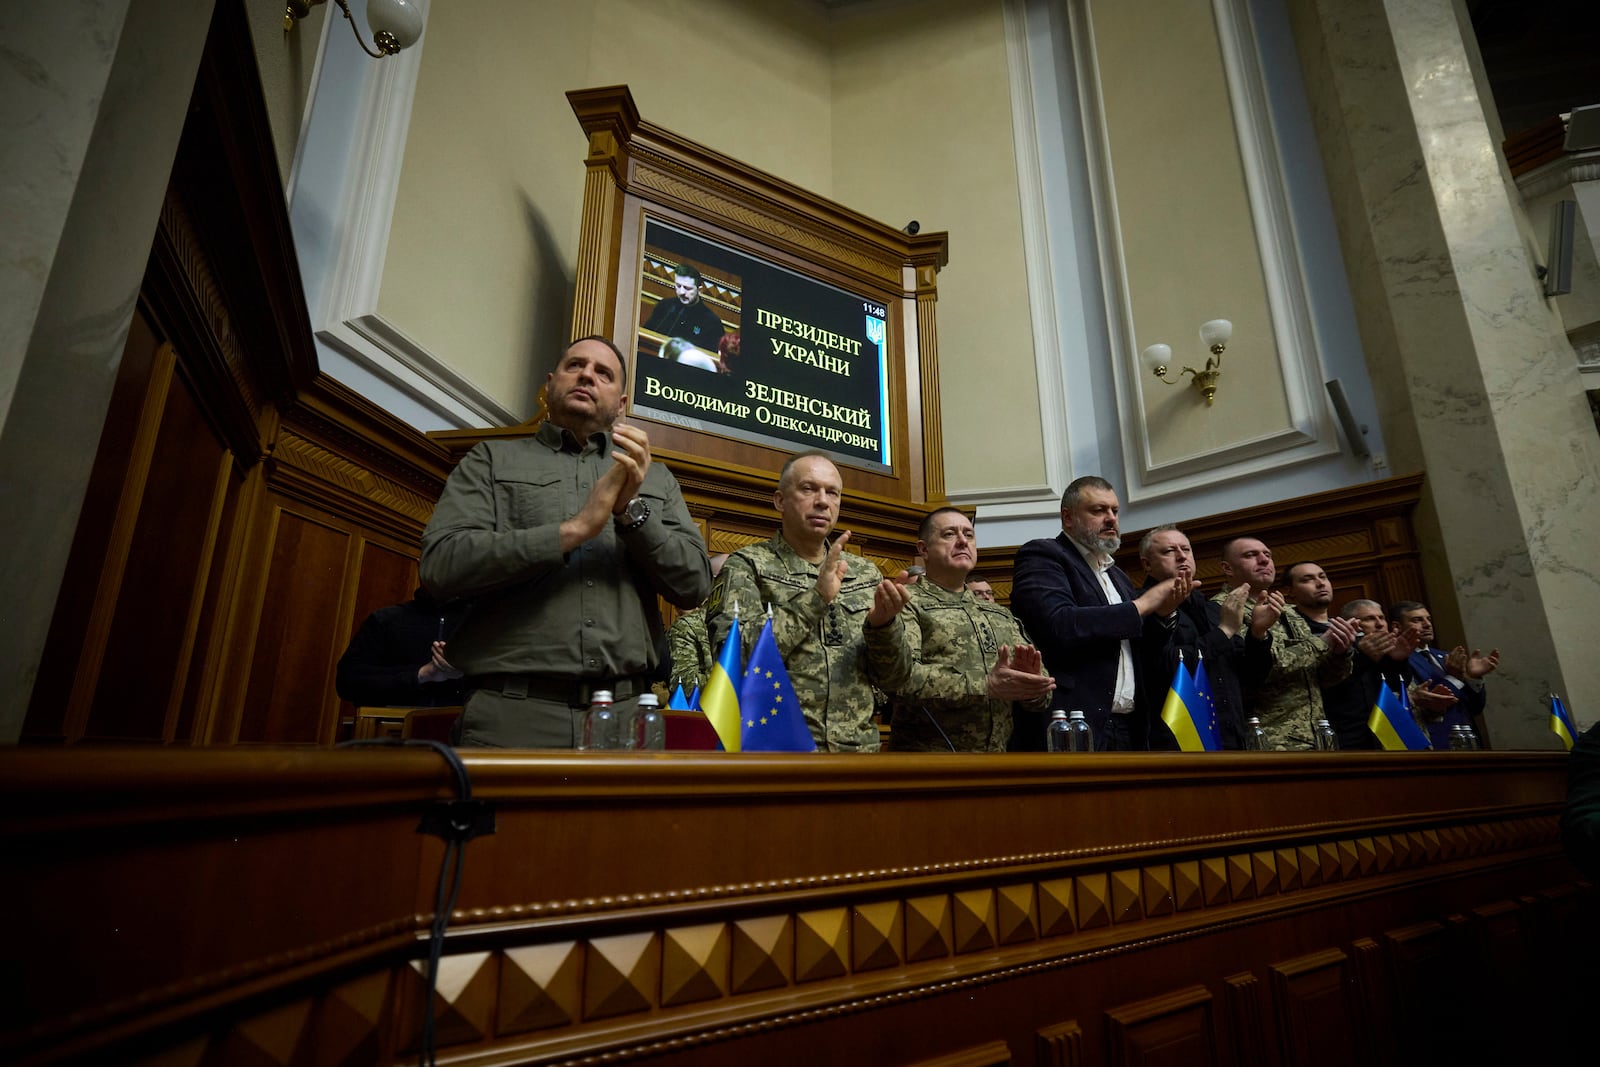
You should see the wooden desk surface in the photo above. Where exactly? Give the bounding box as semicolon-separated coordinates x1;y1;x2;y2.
2;748;1588;1066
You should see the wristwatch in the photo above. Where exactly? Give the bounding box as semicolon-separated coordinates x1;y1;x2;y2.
615;495;651;532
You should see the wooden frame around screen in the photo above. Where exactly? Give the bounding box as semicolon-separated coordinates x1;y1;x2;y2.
565;85;950;508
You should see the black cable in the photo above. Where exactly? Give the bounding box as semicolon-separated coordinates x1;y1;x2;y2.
338;737;493;1067
920;705;957;752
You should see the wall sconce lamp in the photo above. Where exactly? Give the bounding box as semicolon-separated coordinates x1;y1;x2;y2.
285;0;424;58
1140;319;1232;406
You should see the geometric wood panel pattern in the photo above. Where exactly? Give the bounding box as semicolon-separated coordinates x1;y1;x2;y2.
5;732;1584;1067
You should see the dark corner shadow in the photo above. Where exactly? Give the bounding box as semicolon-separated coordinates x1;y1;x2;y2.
520;192;576;416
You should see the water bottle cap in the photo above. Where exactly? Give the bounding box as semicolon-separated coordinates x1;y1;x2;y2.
1050;709;1068;720
1247;717;1261;725
1068;710;1086;720
1317;719;1331;727
591;690;614;704
637;694;659;708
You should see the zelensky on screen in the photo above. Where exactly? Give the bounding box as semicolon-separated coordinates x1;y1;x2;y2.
632;218;892;470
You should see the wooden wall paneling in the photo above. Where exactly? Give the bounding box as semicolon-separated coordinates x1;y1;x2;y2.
23;312;166;742
55;343;179;741
1105;985;1216;1067
2;748;1591;1065
233;501;357;744
1267;949;1356;1067
1221;971;1272;1067
903;1040;1014;1066
1035;1019;1085;1067
84;358;233;742
164;450;243;743
1381;920;1466;1064
1346;938;1390;1067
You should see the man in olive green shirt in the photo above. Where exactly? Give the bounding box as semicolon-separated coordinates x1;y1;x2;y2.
421;336;710;747
866;508;1054;752
706;451;901;752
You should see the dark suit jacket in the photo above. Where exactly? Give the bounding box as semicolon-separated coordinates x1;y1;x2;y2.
1139;587;1257;751
1009;533;1143;751
1408;647;1486;748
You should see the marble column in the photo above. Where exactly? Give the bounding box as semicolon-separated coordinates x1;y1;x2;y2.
0;1;212;741
1286;0;1600;746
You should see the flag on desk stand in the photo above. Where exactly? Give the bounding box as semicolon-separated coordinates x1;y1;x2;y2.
688;684;701;712
1550;693;1577;751
667;681;691;711
1160;652;1219;752
701;603;743;751
740;607;816;753
1193;653;1220;747
1368;680;1431;751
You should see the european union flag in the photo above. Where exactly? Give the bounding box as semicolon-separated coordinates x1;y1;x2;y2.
1551;693;1577;751
1368;680;1430;750
701;617;742;752
667;682;691;711
1194;654;1220;747
687;684;701;712
739;618;816;752
1160;653;1219;752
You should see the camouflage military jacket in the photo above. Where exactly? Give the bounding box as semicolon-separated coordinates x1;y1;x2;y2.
1222;596;1352;750
866;580;1050;752
707;534;883;752
665;607;713;690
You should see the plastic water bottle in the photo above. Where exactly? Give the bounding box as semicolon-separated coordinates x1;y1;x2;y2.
1243;717;1268;751
1046;709;1071;752
1314;718;1340;751
635;693;666;751
580;689;620;750
1449;725;1478;750
1066;709;1093;752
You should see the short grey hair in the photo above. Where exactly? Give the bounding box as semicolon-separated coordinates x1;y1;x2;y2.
1061;475;1114;511
1138;524;1183;562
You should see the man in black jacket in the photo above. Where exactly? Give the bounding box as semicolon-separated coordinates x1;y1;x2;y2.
1137;526;1257;750
336;588;471;707
1009;476;1187;751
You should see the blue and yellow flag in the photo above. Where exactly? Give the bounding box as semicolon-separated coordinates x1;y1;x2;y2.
701;617;742;752
739;618;816;752
1160;654;1219;752
1368;681;1430;750
687;684;701;712
1194;655;1220;747
667;682;691;711
1551;693;1576;751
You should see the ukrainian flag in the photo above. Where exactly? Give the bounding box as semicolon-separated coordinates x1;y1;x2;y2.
1367;681;1430;750
1551;694;1576;751
667;682;691;711
739;618;816;753
1160;655;1219;752
701;616;742;752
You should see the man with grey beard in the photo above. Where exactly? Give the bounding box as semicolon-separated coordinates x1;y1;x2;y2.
1010;476;1187;751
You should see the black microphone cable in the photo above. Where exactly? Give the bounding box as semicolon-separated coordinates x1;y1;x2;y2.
338;737;495;1067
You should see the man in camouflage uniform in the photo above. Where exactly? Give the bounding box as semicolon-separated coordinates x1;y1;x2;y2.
1213;537;1355;749
866;508;1054;752
663;553;728;690
707;451;897;752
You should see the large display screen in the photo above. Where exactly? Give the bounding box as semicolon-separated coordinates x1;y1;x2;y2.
630;218;892;471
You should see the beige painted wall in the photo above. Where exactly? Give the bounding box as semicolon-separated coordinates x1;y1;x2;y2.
372;0;1046;498
378;0;833;417
831;0;1044;495
1088;0;1290;464
245;0;325;188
